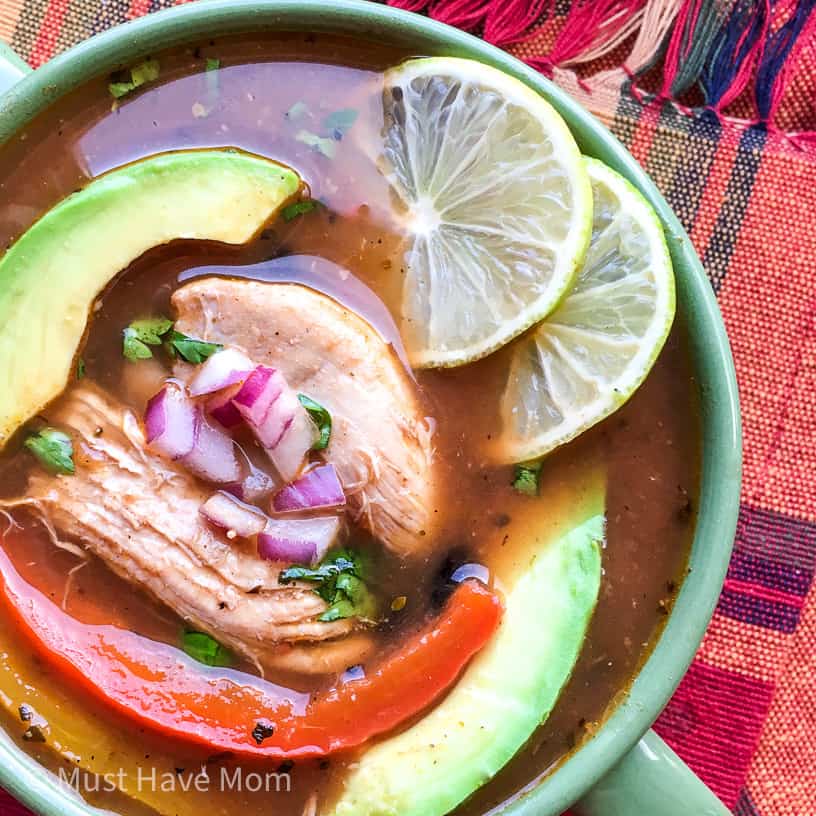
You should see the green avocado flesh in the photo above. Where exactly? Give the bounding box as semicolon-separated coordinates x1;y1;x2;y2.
0;150;300;445
329;469;605;816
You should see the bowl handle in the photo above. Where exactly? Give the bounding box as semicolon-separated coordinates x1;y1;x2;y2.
0;41;30;97
573;729;731;816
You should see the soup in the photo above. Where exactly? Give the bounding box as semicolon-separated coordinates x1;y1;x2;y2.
0;32;698;816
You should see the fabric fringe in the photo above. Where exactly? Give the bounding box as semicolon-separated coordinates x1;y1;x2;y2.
482;0;550;46
625;0;685;75
387;0;430;12
386;0;816;141
661;0;729;99
754;0;816;123
526;0;648;74
580;0;683;103
700;0;769;111
429;0;492;30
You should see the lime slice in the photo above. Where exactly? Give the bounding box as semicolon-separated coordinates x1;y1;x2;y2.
496;158;675;463
381;57;592;368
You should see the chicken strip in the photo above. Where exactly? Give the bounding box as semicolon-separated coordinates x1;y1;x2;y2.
22;383;368;673
172;279;438;559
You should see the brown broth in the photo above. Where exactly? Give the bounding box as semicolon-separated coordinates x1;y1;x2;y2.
0;32;699;816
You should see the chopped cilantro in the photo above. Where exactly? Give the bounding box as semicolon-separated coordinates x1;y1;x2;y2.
279;549;376;622
121;317;220;365
279;552;356;597
76;358;86;380
298;393;331;449
165;330;223;364
205;58;220;71
108;58;160;100
295;129;337;159
131;59;160;85
123;329;153;361
319;572;372;622
512;461;543;496
322;108;358;139
109;82;134;99
285;101;309;121
181;631;233;667
122;316;173;361
282;199;318;222
24;428;75;475
130;316;173;344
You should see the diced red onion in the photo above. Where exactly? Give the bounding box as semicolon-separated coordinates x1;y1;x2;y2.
144;383;196;460
188;348;254;397
232;366;317;482
200;492;267;538
272;463;346;513
224;446;280;502
232;366;284;428
235;368;294;450
267;405;319;483
223;482;245;501
255;388;296;450
208;385;244;429
257;516;341;566
182;410;241;483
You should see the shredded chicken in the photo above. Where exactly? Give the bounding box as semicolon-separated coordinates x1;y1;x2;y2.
9;281;438;676
19;383;367;673
172;279;439;559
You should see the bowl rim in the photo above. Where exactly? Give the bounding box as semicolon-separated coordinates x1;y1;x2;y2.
0;2;742;815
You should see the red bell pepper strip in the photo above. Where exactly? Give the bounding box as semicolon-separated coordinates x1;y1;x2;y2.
0;546;502;758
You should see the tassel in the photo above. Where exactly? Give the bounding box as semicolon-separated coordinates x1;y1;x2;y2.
754;0;816;124
386;0;433;12
526;0;648;72
625;0;684;75
483;0;550;47
430;0;492;30
661;0;728;99
577;0;683;102
565;3;648;65
700;0;770;112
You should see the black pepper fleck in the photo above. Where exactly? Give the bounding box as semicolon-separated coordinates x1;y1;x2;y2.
251;721;275;745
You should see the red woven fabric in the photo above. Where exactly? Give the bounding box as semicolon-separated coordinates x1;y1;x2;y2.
0;1;814;815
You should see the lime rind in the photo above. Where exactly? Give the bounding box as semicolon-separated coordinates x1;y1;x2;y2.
382;57;593;368
497;157;676;463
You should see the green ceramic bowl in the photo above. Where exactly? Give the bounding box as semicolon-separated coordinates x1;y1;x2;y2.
0;2;741;815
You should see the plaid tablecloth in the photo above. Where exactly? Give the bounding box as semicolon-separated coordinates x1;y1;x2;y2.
0;1;814;814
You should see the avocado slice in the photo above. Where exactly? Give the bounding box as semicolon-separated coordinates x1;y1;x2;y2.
329;469;604;816
0;150;300;445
